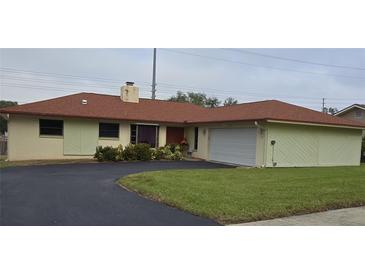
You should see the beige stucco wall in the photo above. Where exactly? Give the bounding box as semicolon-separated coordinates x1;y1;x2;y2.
159;126;167;147
7;115;167;161
265;123;362;167
184;126;209;159
255;126;267;167
185;122;263;165
8;115;91;161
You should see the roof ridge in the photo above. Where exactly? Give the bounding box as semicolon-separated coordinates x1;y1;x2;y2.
79;92;206;108
3;92;86;108
212;99;277;109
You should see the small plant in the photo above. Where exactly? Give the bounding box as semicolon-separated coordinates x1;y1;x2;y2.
102;146;118;161
151;147;165;160
122;144;138;161
163;145;174;160
134;143;152;161
115;144;124;161
94;143;185;162
171;150;183;160
94;146;104;162
94;146;118;161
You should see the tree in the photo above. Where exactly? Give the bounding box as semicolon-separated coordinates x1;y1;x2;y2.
187;92;207;106
205;97;221;108
168;91;220;108
323;106;338;115
0;100;18;134
224;97;238;106
167;91;188;103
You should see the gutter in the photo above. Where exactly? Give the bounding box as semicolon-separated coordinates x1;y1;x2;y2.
266;119;365;130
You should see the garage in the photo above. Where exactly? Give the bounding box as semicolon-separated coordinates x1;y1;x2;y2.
208;128;257;166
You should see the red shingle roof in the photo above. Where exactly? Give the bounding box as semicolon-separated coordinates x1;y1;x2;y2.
1;92;365;128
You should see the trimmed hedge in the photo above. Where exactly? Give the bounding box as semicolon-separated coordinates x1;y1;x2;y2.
94;143;184;162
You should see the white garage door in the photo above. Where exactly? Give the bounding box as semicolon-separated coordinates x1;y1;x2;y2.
209;128;257;166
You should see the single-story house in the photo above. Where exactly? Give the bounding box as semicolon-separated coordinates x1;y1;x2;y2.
1;82;365;167
335;104;365;136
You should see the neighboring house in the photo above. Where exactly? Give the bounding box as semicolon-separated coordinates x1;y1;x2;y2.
335;104;365;136
1;82;364;167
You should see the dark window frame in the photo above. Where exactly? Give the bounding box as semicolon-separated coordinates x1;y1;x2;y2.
39;119;64;136
130;124;137;144
194;127;199;150
99;122;120;138
130;124;159;148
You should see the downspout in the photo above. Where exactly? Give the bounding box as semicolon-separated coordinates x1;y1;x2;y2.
254;121;266;168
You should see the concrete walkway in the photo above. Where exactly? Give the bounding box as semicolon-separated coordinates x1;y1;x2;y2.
236;206;365;226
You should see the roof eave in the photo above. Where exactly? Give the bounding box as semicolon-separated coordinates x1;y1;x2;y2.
0;110;187;125
266;119;365;130
335;104;365;116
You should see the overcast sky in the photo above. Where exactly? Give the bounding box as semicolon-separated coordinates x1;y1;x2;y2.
1;48;364;111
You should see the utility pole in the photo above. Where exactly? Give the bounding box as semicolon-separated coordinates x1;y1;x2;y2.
151;48;157;100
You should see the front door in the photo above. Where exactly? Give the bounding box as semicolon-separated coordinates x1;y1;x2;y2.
166;127;184;144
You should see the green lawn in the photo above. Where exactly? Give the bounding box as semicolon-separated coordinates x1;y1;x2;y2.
119;166;365;224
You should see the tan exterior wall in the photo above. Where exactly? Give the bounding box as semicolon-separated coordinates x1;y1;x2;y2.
8;115;91;161
7;115;167;161
255;126;267;167
265;123;362;167
159;126;167;147
185;122;263;165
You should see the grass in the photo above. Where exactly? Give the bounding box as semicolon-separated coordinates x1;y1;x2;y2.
119;166;365;224
0;158;96;169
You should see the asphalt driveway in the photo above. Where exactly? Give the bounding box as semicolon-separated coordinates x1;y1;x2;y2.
0;161;230;226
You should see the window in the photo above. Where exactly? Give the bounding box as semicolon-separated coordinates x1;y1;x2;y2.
130;124;159;147
39;119;63;136
99;123;119;138
130;124;137;144
194;127;199;150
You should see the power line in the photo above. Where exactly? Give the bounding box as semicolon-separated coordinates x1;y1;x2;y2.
1;74;154;91
2;75;364;103
3;77;362;103
3;66;365;101
0;83;153;97
160;49;365;80
0;67;151;85
222;49;365;71
2;66;364;105
1;84;327;108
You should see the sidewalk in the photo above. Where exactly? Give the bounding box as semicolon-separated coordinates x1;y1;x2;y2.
234;206;365;226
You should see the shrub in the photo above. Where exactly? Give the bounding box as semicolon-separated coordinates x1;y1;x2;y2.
94;146;104;162
171;150;183;160
151;147;165;160
102;146;118;161
168;143;179;153
134;143;152;161
115;144;124;161
94;146;118;161
94;143;184;162
162;145;174;160
122;144;138;161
